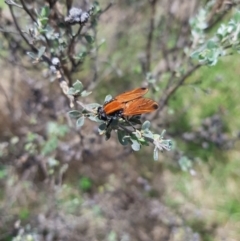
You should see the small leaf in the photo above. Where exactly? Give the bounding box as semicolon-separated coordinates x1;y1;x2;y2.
179;156;192;172
109;118;119;128
130;133;138;141
160;129;166;138
88;115;103;123
67;87;76;95
153;148;159;161
117;130;129;146
142;121;151;130
81;90;92;97
27;52;38;60
131;140;141;151
217;24;227;38
98;123;107;131
104;95;112;103
191;51;200;60
91;18;98;27
38;46;46;58
143;130;154;139
153;134;160;140
85;103;101;109
233;11;240;22
73;80;83;92
93;1;101;13
206;40;217;49
39;17;48;26
133;130;142;139
84;35;94;44
68;110;82;118
40;6;50;18
76;116;85;128
74;50;87;60
138;138;148;145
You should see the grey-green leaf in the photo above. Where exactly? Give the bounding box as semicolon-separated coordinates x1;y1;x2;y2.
88;115;103;123
153;148;159;161
27;52;38;60
73;80;83;92
117;130;129;146
98;123;107;131
81;90;92;97
76;116;85;128
68;110;82;118
134;131;141;139
85;103;101;109
67;87;76;95
40;17;48;26
131;140;141;151
143;130;154;139
40;6;50;18
104;95;112;103
178;156;192;172
160;129;166;138
85;35;94;44
38;46;46;58
142;121;151;130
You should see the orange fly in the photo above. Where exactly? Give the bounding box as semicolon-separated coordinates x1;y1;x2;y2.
97;87;158;124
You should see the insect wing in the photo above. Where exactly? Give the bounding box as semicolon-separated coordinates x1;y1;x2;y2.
103;100;124;115
123;98;158;116
114;87;148;102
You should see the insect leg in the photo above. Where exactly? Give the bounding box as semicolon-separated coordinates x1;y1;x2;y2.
121;116;137;130
106;117;113;128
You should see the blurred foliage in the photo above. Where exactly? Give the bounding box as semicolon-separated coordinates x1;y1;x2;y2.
79;176;92;192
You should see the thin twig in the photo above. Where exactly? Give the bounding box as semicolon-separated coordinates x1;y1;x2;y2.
8;4;52;66
92;25;98;82
67;25;84;76
145;0;158;73
7;3;73;107
46;0;58;9
152;63;201;119
4;0;22;8
20;0;37;25
119;124;154;144
206;1;240;30
100;1;114;15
